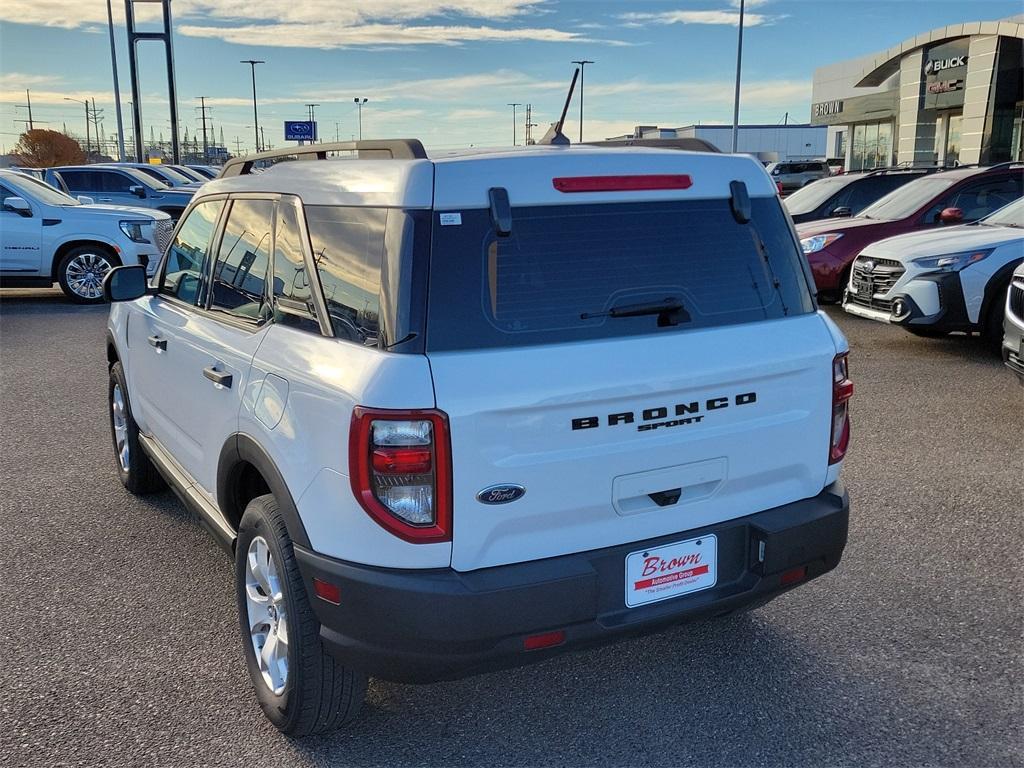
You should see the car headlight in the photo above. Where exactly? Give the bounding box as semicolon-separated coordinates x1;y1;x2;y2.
119;220;152;244
911;249;993;272
800;233;843;254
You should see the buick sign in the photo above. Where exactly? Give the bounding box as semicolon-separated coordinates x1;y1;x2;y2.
476;484;526;504
924;56;967;75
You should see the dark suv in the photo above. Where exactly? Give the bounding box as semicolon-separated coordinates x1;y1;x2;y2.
796;163;1024;299
785;167;940;224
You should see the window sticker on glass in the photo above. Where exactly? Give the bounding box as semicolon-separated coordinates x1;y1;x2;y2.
439;212;462;226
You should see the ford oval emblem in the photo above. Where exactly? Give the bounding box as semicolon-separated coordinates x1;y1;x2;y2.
476;484;526;505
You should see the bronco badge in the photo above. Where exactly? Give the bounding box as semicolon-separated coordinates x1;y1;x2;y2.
476;484;526;504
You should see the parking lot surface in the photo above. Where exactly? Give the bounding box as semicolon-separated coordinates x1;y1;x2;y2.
2;291;1022;768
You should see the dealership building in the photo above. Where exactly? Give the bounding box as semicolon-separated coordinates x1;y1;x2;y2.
810;16;1023;171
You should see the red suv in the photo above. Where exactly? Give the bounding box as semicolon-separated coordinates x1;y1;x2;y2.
796;163;1024;300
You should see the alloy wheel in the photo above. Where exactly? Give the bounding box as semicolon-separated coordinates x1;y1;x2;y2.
65;252;113;300
110;383;130;472
245;536;289;695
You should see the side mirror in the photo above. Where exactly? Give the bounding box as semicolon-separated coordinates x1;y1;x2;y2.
938;207;963;224
831;206;853;218
129;185;147;199
2;197;32;217
103;264;148;302
77;195;95;205
771;168;781;176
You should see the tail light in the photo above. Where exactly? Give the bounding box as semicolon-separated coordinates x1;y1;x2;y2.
829;353;854;464
350;407;452;543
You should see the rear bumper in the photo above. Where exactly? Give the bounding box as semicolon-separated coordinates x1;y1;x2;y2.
295;482;850;683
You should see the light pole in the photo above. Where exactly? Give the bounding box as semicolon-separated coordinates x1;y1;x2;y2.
241;59;265;152
731;0;745;153
64;97;90;155
105;0;125;160
507;103;522;146
353;98;367;140
571;60;594;143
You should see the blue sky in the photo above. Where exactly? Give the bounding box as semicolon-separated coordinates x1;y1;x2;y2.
0;0;1020;154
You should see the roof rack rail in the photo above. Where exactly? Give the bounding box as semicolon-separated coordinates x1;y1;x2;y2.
980;160;1024;172
219;139;428;178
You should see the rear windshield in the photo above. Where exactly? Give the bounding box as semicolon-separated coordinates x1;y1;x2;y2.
426;197;814;351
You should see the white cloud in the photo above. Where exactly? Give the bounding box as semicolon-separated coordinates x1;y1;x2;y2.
620;9;772;27
178;21;587;49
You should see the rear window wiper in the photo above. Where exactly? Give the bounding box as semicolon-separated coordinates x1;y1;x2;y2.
581;298;691;327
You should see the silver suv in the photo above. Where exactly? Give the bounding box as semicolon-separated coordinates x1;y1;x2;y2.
768;161;831;192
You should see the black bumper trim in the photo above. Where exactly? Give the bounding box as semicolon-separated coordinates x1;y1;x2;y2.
295;482;850;683
890;271;975;333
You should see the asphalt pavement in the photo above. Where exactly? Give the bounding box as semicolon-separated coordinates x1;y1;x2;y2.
1;290;1022;768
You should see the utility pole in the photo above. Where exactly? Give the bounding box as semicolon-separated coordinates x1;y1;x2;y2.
260;126;268;151
91;98;105;156
731;0;745;153
353;98;368;140
571;60;594;143
64;97;91;155
197;96;211;160
241;59;265;152
234;136;243;155
335;121;341;142
507;103;522;146
525;103;537;145
14;90;36;132
106;0;125;160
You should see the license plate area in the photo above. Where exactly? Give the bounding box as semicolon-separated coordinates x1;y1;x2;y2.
625;534;717;608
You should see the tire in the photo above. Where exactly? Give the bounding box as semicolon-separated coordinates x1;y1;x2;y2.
235;494;366;735
983;283;1010;352
57;245;120;304
108;362;166;494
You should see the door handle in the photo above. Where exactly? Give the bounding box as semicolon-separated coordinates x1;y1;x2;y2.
203;366;233;389
147;335;167;351
98;197;112;202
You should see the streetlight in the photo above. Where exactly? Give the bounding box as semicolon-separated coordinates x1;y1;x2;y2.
240;59;265;152
731;0;745;153
353;98;368;140
571;60;594;143
64;97;90;155
507;103;522;146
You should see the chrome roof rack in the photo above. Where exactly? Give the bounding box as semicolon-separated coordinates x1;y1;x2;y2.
219;139;428;178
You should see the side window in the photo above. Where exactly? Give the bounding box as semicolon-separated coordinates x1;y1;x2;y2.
208;198;273;324
949;177;1022;221
0;184;14;207
160;199;224;304
99;171;134;193
58;171;97;192
272;200;321;334
304;206;385;345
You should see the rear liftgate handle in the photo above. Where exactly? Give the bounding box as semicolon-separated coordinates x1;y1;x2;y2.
203;366;233;389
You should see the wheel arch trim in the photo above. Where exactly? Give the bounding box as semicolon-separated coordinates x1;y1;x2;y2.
217;433;312;550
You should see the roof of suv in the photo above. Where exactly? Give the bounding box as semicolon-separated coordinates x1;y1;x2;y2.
201;143;777;209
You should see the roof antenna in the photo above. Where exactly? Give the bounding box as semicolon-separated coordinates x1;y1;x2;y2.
538;68;579;146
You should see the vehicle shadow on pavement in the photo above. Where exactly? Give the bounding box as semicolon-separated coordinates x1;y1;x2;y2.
289;610;997;768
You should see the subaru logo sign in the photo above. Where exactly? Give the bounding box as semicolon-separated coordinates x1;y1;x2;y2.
284;121;317;142
476;484;526;505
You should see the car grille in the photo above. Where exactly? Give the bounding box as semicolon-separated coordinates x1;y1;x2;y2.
152;219;175;254
846;256;905;313
1010;279;1024;323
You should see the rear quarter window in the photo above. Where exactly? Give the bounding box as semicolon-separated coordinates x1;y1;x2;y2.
426;197;814;351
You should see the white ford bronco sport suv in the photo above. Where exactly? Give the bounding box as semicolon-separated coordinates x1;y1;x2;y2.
102;139;853;735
